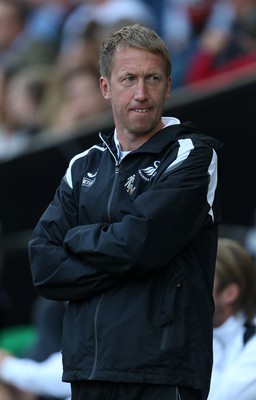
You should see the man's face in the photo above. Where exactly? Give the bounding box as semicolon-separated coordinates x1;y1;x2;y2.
100;47;171;141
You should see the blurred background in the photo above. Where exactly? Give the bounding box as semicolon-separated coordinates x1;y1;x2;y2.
0;0;256;364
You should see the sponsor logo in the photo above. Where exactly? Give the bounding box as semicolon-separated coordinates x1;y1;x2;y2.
82;171;98;188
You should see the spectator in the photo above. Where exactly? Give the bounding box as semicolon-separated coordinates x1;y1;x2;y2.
0;350;71;400
15;0;73;68
161;0;214;87
208;237;256;400
0;68;6;122
57;20;135;75
0;297;67;399
24;297;66;362
50;65;111;135
0;65;60;161
59;0;156;55
162;0;213;52
185;0;256;85
0;0;27;70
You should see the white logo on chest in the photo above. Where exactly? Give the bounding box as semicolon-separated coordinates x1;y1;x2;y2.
139;160;160;181
82;171;98;188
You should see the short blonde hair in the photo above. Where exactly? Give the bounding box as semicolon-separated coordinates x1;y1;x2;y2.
99;24;172;80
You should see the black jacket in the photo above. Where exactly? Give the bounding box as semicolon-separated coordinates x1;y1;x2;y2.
28;121;222;399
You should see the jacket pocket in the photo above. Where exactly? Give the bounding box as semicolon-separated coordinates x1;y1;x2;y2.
158;273;187;327
158;273;187;353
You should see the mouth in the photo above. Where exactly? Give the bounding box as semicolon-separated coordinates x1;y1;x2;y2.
131;108;150;113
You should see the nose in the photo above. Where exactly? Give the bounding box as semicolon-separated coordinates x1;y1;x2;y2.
134;80;148;101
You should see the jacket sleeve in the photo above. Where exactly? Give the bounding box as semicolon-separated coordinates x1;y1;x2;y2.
64;141;220;276
28;177;124;301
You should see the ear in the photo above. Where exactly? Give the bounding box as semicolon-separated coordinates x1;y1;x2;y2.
222;283;240;306
100;76;111;100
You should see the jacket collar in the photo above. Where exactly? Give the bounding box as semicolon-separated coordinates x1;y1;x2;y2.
112;117;181;161
100;116;181;155
99;118;222;156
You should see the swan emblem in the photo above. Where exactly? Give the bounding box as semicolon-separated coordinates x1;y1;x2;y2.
139;160;160;181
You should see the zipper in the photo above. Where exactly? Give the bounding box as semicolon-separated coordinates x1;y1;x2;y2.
107;162;120;222
89;294;104;379
99;132;121;223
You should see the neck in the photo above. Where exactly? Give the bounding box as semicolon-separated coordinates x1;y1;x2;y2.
117;133;151;152
213;308;234;328
116;121;165;152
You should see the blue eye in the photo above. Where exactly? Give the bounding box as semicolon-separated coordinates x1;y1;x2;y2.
121;75;136;86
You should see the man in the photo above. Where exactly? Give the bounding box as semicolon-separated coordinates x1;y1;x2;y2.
208;238;256;400
29;24;222;400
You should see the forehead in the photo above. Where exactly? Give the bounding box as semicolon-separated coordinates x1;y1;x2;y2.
111;46;166;73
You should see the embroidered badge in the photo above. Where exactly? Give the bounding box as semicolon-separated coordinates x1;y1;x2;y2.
139;160;160;181
124;174;136;195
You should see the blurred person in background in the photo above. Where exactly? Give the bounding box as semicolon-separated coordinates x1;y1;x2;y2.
57;20;138;75
0;0;27;70
15;0;73;68
208;238;256;400
24;297;66;363
0;0;74;74
185;0;256;85
0;350;71;400
0;68;6;122
161;0;214;87
0;65;60;161
59;0;156;59
0;297;67;400
50;65;111;135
